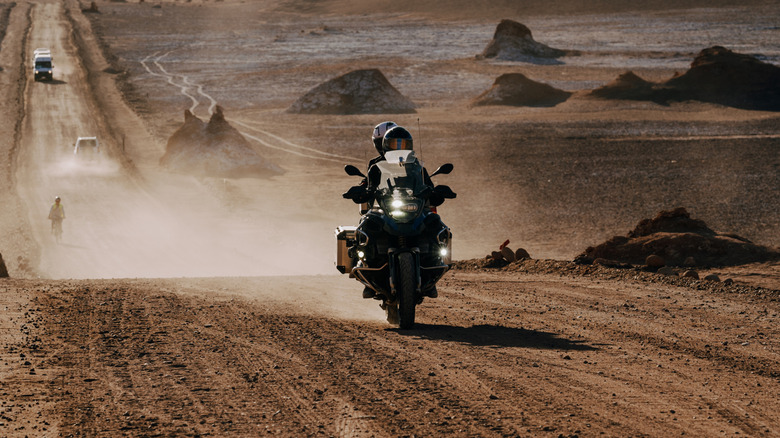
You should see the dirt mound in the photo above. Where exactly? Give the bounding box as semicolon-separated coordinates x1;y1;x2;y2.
160;106;283;178
478;19;571;63
590;46;780;110
287;69;415;115
471;73;571;107
578;208;780;267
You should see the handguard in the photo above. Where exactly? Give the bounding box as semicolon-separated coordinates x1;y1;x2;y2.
428;185;456;207
343;185;373;204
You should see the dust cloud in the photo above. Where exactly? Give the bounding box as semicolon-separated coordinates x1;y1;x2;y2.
29;153;339;280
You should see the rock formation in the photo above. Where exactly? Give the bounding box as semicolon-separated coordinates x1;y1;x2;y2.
287;69;415;115
478;20;572;63
160;106;283;178
0;252;8;277
590;46;780;111
471;73;571;107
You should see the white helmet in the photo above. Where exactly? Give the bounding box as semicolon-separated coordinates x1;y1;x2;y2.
372;121;397;155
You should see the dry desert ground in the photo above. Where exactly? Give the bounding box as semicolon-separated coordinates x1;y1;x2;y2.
0;0;778;436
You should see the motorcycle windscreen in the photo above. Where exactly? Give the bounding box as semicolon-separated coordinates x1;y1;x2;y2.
374;150;427;193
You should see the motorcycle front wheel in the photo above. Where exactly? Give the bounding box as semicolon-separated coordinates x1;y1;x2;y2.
397;252;417;329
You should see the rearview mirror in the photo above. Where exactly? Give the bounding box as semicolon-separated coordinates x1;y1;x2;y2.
345;165;366;178
430;163;453;177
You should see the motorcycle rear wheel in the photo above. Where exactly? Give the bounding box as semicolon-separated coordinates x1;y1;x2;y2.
397;252;417;329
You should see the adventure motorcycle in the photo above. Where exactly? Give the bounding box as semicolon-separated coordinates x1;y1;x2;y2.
336;149;456;329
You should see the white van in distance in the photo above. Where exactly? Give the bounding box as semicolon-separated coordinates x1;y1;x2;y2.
33;48;53;81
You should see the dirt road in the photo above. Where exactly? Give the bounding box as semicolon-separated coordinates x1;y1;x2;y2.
3;265;778;437
16;1;338;279
1;1;778;437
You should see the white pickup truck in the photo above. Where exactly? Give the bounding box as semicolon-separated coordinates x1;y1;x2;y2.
33;48;53;81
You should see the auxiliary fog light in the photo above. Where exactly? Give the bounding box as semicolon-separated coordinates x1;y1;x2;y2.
357;250;365;259
391;199;403;208
439;247;448;257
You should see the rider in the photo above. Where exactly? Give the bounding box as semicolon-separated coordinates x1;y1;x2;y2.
48;196;65;235
359;126;444;299
366;126;434;192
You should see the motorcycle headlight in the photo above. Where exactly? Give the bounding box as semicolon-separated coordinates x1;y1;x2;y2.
380;192;422;221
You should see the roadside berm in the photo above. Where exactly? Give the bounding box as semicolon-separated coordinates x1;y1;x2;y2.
287;69;415;115
160;106;283;178
590;46;780;111
576;207;780;267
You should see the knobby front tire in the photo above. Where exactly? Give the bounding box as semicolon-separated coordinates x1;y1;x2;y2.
397;252;417;329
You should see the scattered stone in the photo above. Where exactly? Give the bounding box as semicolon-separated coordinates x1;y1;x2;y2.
491;251;503;261
646;255;665;268
287;69;415;115
593;258;630;268
515;248;531;260
704;274;721;282
682;270;699;279
500;247;516;263
478;19;572;63
470;73;571;107
657;267;678;276
723;278;734;285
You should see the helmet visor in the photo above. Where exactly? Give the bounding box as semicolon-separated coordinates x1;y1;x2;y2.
386;138;413;151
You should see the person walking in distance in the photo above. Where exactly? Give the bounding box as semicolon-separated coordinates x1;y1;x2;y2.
48;196;65;241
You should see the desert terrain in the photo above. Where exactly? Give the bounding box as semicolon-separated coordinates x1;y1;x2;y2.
0;0;778;436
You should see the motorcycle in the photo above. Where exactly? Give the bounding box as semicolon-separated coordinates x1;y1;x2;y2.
336;149;456;329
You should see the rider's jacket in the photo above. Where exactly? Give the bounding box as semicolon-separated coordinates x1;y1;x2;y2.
48;203;65;220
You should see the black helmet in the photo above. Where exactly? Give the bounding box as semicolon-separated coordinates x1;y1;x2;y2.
382;126;413;153
372;121;397;155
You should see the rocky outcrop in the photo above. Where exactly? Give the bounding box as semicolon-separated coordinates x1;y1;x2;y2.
590;46;780;111
471;73;571;107
577;208;780;267
589;71;655;100
0;252;8;277
478;20;572;63
160;106;283;178
287;69;415;115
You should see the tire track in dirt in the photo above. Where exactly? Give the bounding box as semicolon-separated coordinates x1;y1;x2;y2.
140;52;359;163
13;259;780;438
141;52;201;114
441;272;779;437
